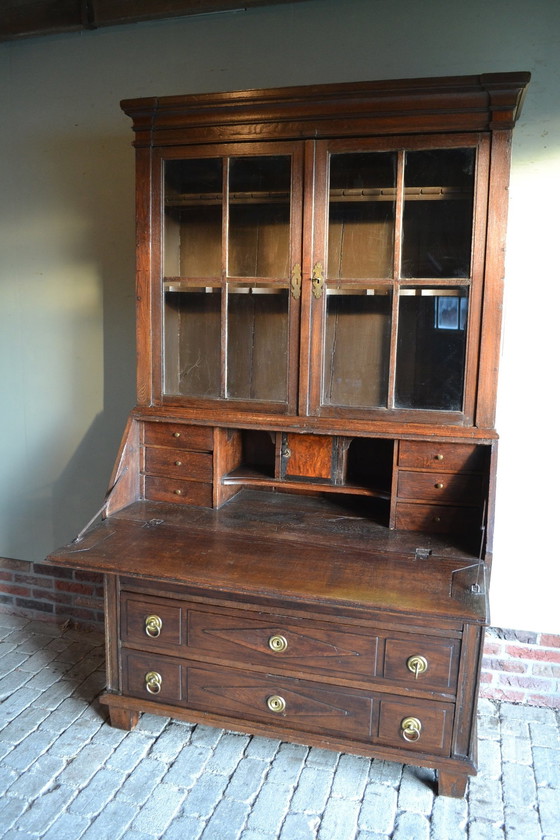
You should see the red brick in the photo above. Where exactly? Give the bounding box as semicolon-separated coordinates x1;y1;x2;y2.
532;663;560;678
505;645;560;663
498;673;554;691
0;571;14;582
527;693;560;709
479;672;494;683
74;570;104;584
483;657;527;673
539;634;560;648
32;563;74;579
0;583;31;597
55;580;94;595
482;641;502;655
479;686;525;703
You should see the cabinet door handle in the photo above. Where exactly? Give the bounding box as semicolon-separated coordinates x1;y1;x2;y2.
145;615;163;638
401;716;422;742
145;671;162;694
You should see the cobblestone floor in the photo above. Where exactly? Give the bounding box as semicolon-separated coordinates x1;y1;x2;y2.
0;612;559;840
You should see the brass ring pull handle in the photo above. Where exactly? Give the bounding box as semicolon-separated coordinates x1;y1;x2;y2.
145;671;162;694
268;634;288;653
406;654;428;679
145;614;163;638
267;694;286;713
401;716;422;742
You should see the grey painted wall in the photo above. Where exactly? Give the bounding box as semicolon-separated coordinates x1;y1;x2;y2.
1;0;558;632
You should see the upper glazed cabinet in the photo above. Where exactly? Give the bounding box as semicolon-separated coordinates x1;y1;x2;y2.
124;74;529;428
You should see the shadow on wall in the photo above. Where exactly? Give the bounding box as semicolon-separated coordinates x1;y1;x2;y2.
1;128;137;560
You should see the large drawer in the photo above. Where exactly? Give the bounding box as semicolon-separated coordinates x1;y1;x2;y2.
121;651;455;755
121;594;379;681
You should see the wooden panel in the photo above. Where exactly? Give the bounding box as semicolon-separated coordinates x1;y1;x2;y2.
283;434;333;480
121;595;183;649
377;697;454;755
143;422;214;451
186;662;374;740
395;502;481;535
123;651;183;704
397;471;484;504
383;636;460;692
398;441;487;472
144;476;213;507
144;447;213;482
187;607;378;680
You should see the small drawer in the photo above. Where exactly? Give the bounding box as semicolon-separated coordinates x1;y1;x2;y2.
378;697;454;755
144;447;213;482
397;471;483;504
383;637;460;692
122;651;183;704
187;608;378;681
395;502;481;534
398;441;487;473
144;476;213;507
121;595;183;649
186;662;374;740
143;422;214;452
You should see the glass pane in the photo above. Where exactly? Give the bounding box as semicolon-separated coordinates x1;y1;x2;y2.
164;286;221;397
228;157;291;278
322;288;391;408
401;148;475;278
328;152;396;279
164;159;223;277
395;287;468;410
227;285;289;401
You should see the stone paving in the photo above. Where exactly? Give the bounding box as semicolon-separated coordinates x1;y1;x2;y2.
0;612;558;840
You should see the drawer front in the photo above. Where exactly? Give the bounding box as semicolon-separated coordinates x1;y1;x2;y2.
395;502;481;534
378;697;454;755
144;476;213;507
143;422;214;452
123;651;183;704
383;636;460;692
186;662;374;740
122;596;183;649
398;441;487;472
397;471;483;503
144;447;213;482
187;608;379;680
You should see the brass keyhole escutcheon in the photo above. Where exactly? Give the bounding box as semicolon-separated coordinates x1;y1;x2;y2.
406;655;428;679
267;694;286;713
145;614;163;638
401;716;422;742
268;634;288;653
311;262;325;299
145;671;162;694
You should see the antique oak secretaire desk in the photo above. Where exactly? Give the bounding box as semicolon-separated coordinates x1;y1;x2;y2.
48;73;530;797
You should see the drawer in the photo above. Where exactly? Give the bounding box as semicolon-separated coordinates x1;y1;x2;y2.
398;441;487;472
122;651;183;704
143;422;214;452
121;596;183;649
395;502;481;534
144;447;213;482
186;662;374;740
383;636;460;692
144;476;213;507
187;608;379;681
377;697;454;755
397;471;484;503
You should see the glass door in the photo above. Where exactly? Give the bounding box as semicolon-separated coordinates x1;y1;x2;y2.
160;142;303;412
309;136;486;422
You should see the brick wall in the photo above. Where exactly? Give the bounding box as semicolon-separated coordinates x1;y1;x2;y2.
481;627;560;710
1;556;558;709
0;557;104;630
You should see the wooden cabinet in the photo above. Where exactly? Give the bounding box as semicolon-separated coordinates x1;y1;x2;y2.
47;72;530;797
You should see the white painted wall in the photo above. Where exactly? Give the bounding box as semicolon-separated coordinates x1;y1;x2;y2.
1;0;558;632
